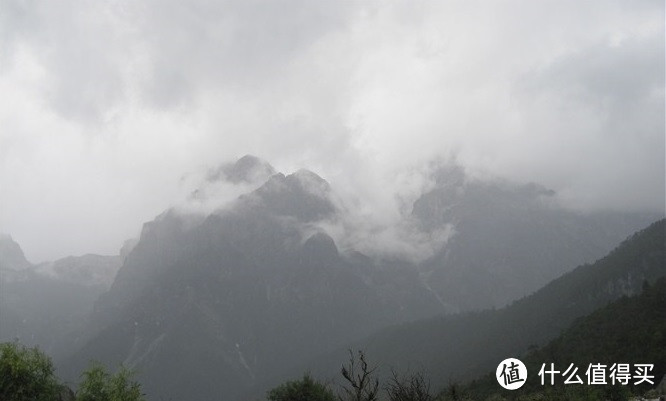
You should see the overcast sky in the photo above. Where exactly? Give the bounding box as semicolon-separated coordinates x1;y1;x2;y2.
1;0;664;263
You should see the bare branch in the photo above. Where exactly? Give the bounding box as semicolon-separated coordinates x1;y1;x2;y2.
338;350;379;401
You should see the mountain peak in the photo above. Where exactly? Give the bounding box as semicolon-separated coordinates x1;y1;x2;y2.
208;155;276;184
0;234;32;271
286;169;330;197
245;169;335;221
431;163;466;187
303;232;338;259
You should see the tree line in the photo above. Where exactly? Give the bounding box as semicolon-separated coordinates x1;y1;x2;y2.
0;341;143;401
0;343;433;401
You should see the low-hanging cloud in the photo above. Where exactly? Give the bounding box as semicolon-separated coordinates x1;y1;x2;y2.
0;0;663;262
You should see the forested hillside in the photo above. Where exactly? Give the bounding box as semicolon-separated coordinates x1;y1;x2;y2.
291;220;665;398
451;277;665;400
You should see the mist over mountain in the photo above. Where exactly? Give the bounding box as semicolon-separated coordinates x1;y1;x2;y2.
3;0;663;267
2;3;663;400
63;164;431;401
207;154;277;184
410;164;658;310
0;234;32;273
293;219;666;397
0;235;122;360
43;156;661;401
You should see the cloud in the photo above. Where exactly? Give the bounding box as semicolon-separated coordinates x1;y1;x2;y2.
0;0;663;261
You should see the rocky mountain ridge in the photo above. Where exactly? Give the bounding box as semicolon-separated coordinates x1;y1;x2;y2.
53;156;660;401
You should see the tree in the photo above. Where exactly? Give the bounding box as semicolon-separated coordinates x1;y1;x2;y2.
267;374;336;401
76;362;144;401
385;370;432;401
0;342;143;401
0;341;61;401
339;350;379;401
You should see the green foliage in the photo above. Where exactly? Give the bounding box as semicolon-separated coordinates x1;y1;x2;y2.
0;341;61;401
266;374;336;401
76;362;144;401
76;363;107;401
443;277;666;401
0;342;144;401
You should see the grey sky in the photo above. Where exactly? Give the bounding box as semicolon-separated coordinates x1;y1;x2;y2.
1;0;664;262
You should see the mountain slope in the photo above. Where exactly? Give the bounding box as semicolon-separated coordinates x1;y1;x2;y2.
55;158;662;401
413;166;659;310
0;236;122;360
298;219;666;394
61;169;438;401
455;276;666;400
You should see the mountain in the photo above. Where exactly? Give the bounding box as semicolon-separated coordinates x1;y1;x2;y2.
61;168;434;401
0;235;122;360
34;254;121;289
0;234;32;273
412;165;659;311
56;156;661;401
455;276;666;400
296;219;666;395
208;154;277;184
